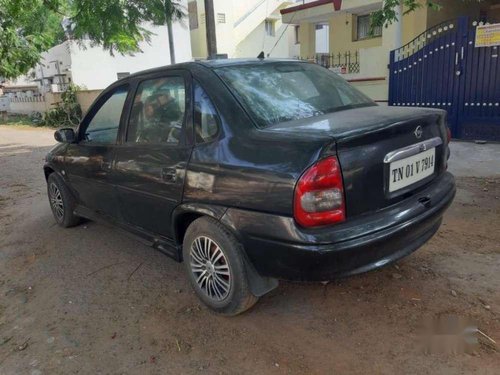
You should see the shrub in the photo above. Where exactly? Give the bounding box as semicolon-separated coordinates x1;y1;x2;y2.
30;111;44;126
43;85;82;128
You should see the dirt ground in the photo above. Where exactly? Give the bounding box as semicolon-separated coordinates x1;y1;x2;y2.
0;125;499;374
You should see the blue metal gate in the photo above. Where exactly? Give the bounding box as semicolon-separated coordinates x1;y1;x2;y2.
389;17;500;141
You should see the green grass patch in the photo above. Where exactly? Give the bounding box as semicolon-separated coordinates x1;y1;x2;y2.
0;113;50;128
0;114;33;126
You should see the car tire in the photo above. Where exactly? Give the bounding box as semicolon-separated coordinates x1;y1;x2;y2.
47;173;81;228
182;217;258;316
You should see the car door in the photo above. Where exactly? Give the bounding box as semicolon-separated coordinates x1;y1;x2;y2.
64;84;130;219
111;71;193;238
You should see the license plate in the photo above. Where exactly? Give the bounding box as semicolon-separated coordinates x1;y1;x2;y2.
389;148;435;192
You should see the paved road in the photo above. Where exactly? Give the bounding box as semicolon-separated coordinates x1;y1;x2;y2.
449;141;500;178
0;125;499;374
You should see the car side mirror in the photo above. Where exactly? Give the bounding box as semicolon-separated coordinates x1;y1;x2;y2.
54;128;76;143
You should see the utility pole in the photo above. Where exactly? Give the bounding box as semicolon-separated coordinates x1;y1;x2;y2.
204;0;217;59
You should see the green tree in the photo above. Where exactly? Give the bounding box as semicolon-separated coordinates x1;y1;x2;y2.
69;0;185;58
69;0;151;55
0;0;65;79
0;0;185;80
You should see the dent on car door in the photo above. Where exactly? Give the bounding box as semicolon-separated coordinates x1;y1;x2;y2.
64;84;130;218
111;73;193;238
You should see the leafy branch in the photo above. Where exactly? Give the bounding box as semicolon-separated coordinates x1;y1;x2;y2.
371;1;442;31
0;0;185;79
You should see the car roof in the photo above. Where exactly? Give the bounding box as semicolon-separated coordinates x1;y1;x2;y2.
194;58;307;67
119;58;308;82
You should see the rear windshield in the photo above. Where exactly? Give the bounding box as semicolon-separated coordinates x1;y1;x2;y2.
215;62;375;128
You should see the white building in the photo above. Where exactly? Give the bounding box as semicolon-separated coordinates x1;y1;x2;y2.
188;0;300;59
32;21;192;93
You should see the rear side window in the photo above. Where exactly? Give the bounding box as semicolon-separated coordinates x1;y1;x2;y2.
127;76;186;144
194;81;219;143
82;85;128;143
215;63;374;128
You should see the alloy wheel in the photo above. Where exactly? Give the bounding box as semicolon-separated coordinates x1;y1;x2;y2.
190;236;231;301
49;183;64;220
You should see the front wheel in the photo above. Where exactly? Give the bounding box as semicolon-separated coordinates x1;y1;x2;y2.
47;173;81;228
182;217;258;315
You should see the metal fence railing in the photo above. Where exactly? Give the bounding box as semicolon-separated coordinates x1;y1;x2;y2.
299;51;360;73
10;95;45;103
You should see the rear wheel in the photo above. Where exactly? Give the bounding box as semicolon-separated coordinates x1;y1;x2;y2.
182;217;258;315
47;173;81;228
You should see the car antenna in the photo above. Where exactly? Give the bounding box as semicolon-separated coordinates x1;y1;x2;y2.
257;51;265;59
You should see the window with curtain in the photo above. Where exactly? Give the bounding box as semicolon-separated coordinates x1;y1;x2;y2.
357;14;382;40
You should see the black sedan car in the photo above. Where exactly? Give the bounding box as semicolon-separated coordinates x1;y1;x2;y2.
44;59;455;315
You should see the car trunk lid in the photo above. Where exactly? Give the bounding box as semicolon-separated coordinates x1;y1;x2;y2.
264;106;449;219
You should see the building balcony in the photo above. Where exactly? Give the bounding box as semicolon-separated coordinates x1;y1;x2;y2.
281;0;382;24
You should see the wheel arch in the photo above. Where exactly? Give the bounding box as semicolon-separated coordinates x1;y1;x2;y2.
172;203;228;248
44;165;79;204
43;163;67;182
173;205;279;297
43;165;55;181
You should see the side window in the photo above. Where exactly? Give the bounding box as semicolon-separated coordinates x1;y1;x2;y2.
194;81;220;143
127;76;186;144
82;86;128;144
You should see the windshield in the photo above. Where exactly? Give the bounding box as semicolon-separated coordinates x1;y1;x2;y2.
215;62;375;128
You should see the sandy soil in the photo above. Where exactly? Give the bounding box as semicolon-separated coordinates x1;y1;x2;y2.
0;125;499;374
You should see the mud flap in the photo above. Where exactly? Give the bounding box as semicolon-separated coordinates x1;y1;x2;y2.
243;253;279;297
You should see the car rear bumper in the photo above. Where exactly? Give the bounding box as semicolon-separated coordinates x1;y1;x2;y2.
220;172;456;281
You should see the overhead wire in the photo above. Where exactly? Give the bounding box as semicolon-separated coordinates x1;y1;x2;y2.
267;8;298;57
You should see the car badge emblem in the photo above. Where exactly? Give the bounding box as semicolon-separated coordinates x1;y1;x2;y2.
414;126;423;139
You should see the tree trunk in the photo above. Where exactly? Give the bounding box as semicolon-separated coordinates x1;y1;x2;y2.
167;18;176;64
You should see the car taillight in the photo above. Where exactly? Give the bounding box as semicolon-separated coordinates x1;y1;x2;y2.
294;156;345;227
